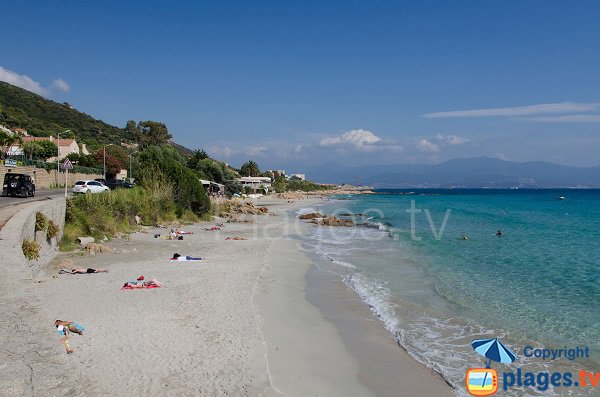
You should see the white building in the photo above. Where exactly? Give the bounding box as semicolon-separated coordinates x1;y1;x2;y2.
237;176;272;192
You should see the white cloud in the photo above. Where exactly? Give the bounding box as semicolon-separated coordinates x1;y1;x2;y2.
416;139;440;153
423;102;600;118
51;78;70;92
207;146;235;158
320;129;382;149
494;153;509;161
434;134;469;145
521;114;600;123
0;65;70;97
245;146;267;156
0;66;49;96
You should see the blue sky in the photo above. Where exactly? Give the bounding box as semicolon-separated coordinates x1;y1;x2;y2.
2;1;600;170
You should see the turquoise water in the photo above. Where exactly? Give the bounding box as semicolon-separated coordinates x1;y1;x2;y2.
301;189;600;396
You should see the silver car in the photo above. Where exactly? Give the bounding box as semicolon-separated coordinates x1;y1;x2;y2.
72;180;109;194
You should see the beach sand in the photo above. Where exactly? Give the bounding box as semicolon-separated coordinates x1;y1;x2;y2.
10;198;452;396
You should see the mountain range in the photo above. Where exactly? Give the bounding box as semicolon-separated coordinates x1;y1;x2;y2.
306;157;600;188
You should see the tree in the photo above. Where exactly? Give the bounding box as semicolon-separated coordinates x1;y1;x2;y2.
36;140;58;160
133;121;172;148
239;160;260;177
22;141;41;160
0;133;22;159
93;151;123;179
187;149;210;169
273;176;286;193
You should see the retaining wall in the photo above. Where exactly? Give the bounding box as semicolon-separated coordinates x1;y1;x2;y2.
0;198;66;277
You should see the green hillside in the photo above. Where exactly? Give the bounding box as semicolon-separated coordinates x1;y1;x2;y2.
0;81;132;148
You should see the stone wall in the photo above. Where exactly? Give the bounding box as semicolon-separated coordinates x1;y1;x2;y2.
0;165;102;189
0;197;66;276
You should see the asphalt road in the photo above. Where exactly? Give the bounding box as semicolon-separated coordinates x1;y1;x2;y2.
0;189;67;210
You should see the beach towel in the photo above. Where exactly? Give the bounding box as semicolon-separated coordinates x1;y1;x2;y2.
121;284;161;290
170;256;202;261
56;323;85;335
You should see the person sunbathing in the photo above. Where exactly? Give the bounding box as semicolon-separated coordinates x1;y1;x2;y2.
55;320;85;354
176;229;194;235
59;268;109;274
170;253;202;261
123;276;162;288
225;236;248;240
205;225;221;231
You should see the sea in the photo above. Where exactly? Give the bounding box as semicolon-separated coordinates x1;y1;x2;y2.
298;189;600;396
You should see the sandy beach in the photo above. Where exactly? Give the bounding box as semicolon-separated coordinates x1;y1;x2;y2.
3;197;452;396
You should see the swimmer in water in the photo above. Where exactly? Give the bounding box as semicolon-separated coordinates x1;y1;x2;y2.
496;229;503;237
461;234;468;240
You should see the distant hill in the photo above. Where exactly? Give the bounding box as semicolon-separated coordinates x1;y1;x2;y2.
306;157;600;188
0;81;194;155
0;81;131;147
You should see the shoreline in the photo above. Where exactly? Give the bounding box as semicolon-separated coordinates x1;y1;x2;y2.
3;196;453;396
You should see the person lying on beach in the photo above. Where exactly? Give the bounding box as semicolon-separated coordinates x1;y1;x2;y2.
123;276;162;288
59;268;109;274
170;253;202;261
176;229;194;235
55;320;84;354
225;236;247;240
205;225;221;231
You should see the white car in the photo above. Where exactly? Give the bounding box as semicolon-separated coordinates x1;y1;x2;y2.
72;180;109;194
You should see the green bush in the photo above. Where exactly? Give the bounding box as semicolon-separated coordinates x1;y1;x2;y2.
35;212;48;232
47;220;59;240
22;239;40;261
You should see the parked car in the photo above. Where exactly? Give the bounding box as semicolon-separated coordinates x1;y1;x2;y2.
104;179;134;190
1;173;36;197
72;180;109;194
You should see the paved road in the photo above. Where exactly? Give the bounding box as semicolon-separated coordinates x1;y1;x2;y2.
0;188;67;209
0;189;68;229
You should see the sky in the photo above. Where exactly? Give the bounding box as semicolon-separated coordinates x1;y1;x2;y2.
1;1;600;170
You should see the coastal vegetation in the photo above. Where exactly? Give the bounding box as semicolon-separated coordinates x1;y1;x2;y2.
22;239;40;261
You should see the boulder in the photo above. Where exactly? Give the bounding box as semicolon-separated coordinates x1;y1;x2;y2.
318;216;355;227
298;212;324;220
77;236;94;246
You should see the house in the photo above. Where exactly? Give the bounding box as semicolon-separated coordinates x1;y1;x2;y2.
237;176;272;193
20;136;82;160
200;179;225;195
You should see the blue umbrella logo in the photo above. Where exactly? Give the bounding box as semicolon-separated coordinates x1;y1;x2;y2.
471;338;516;391
472;338;516;368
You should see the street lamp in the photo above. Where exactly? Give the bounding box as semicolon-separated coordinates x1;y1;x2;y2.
128;150;139;183
103;143;114;181
56;130;71;185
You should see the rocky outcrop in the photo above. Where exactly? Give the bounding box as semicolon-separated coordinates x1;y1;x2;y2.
298;212;323;220
219;200;269;217
314;216;355;227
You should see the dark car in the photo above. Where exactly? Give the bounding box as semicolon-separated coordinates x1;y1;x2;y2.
104;179;134;190
1;173;36;197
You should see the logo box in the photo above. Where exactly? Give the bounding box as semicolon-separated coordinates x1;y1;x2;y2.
466;368;498;396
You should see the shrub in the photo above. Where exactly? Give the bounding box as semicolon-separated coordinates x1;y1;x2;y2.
47;220;59;240
35;212;48;232
22;239;40;261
